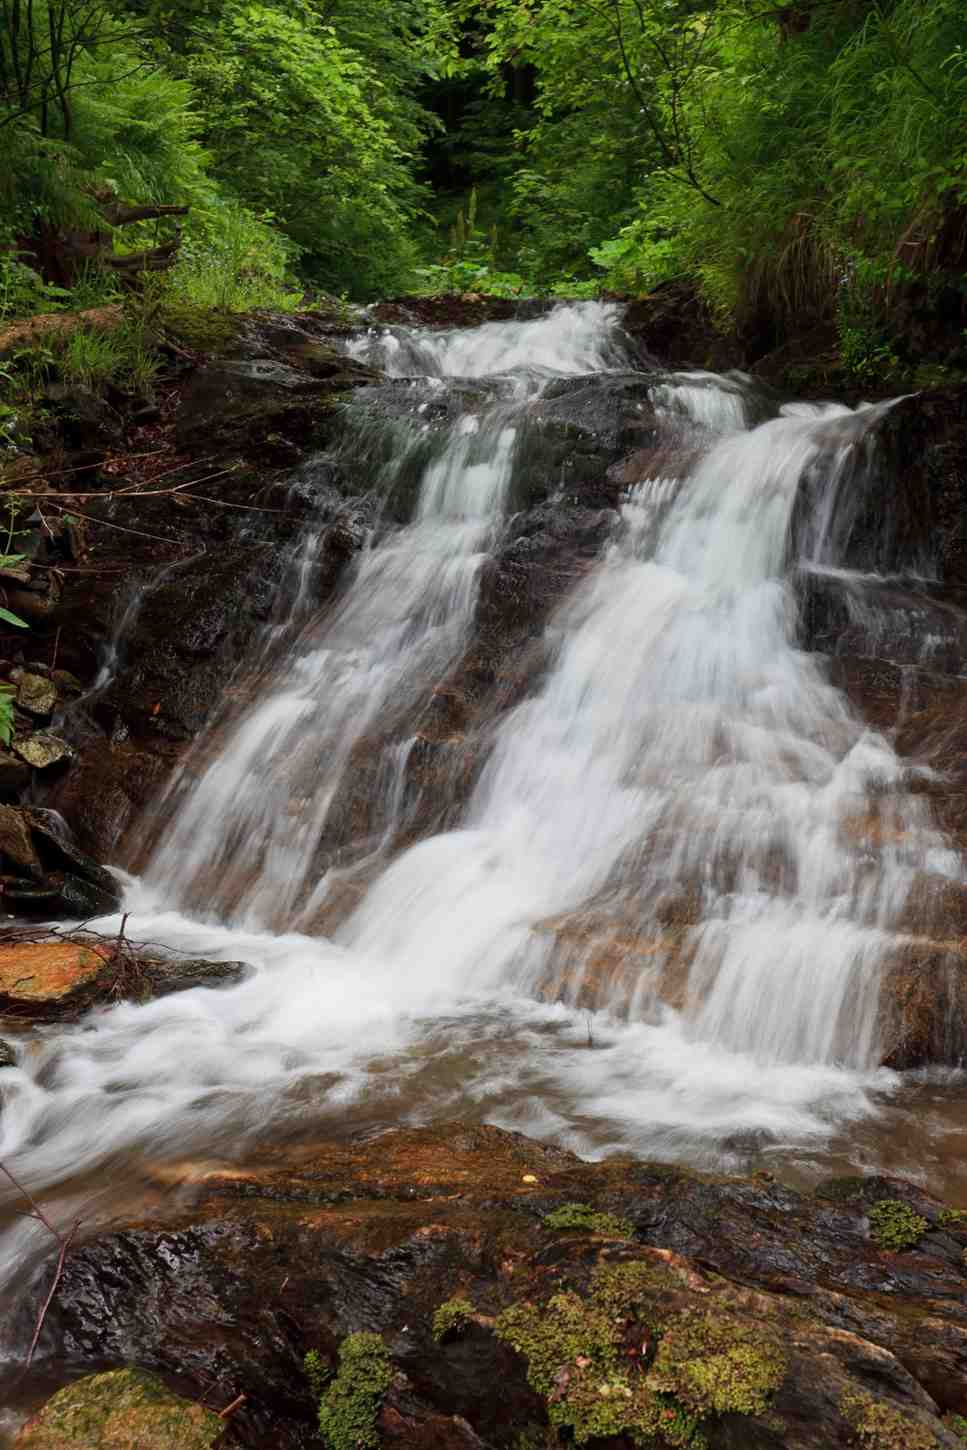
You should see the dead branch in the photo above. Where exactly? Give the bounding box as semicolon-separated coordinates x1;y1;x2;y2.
0;1161;81;1366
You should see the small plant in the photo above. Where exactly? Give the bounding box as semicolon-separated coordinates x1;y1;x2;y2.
841;1390;938;1449
944;1412;967;1441
311;1332;392;1450
432;1296;475;1342
542;1202;634;1238
867;1200;927;1252
939;1207;967;1229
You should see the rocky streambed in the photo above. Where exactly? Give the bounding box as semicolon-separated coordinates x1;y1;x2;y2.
9;1123;967;1448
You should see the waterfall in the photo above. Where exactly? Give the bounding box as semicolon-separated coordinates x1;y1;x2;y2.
141;303;627;927
0;307;950;1267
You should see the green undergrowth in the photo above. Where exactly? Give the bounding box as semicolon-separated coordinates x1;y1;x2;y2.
868;1200;927;1252
492;1259;786;1447
306;1332;393;1450
542;1202;635;1238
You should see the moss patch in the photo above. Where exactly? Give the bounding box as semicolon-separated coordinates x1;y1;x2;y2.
841;1390;939;1449
432;1296;476;1342
868;1200;927;1252
158;300;244;354
939;1208;967;1229
314;1332;393;1450
15;1368;223;1449
493;1258;786;1447
543;1201;634;1238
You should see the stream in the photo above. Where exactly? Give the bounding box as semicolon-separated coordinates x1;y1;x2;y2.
2;302;967;1410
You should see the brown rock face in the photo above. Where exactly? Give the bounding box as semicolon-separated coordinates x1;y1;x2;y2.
16;1124;967;1450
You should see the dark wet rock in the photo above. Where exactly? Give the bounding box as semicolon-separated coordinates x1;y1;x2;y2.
15;1367;225;1448
371;295;553;330
42;382;123;451
0;804;42;878
621;280;737;370
0;750;31;795
0;806;122;918
0;1037;14;1066
175;321;379;452
16;1123;967;1450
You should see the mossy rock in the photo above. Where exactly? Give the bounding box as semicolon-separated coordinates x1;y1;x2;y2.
158;300;244;355
494;1258;787;1447
15;1368;224;1448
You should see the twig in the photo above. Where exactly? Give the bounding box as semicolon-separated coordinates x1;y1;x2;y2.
50;625;61;673
0;1161;82;1366
27;1219;79;1366
218;1392;247;1420
42;506;186;545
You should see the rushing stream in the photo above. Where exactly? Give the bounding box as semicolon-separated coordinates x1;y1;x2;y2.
2;303;967;1385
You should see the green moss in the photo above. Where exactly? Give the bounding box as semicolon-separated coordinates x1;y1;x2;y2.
493;1257;785;1448
944;1412;967;1441
543;1201;635;1238
841;1390;939;1449
868;1200;927;1252
314;1331;393;1450
158;299;244;354
15;1369;223;1449
939;1208;967;1229
432;1296;476;1342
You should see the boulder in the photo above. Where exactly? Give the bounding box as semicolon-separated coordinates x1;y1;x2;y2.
15;1368;224;1448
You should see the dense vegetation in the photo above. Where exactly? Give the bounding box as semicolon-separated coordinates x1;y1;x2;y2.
1;0;966;375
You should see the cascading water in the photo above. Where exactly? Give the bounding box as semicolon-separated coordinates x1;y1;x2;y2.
142;304;627;927
1;307;963;1339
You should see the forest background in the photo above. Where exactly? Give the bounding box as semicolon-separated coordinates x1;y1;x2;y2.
1;0;965;390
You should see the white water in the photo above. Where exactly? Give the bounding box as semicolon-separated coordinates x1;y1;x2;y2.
0;305;957;1311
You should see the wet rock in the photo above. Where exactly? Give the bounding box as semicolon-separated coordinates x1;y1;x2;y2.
42;383;123;451
16;671;58;718
15;1367;225;1448
0;804;42;877
12;734;71;770
22;1123;967;1450
175;348;377;452
0;749;31;794
0;936;248;1017
0;1037;15;1066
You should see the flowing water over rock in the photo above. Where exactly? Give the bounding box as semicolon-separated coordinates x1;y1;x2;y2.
3;305;967;1373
